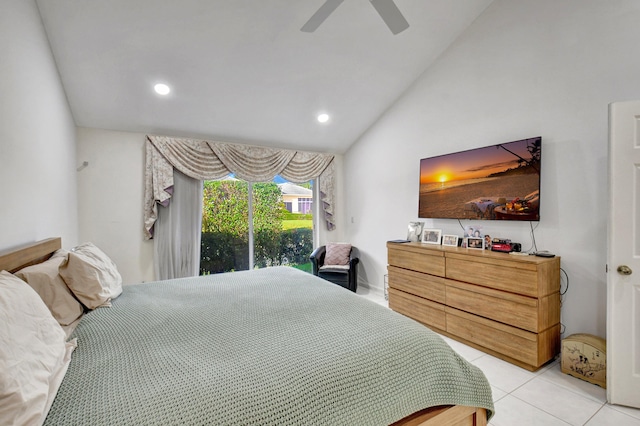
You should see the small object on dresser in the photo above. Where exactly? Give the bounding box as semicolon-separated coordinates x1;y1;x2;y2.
561;333;606;388
535;251;555;258
491;243;513;253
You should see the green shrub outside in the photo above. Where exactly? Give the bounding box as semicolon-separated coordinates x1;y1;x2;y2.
200;228;313;275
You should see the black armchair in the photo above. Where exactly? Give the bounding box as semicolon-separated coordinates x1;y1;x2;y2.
309;245;359;292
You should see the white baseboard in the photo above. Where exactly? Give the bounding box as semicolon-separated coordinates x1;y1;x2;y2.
356;279;388;307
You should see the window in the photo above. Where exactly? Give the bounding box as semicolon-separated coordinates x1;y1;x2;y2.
200;176;314;274
298;198;312;214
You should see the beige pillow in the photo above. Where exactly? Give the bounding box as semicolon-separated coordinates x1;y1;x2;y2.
0;270;77;426
59;242;123;310
15;249;84;326
324;243;352;266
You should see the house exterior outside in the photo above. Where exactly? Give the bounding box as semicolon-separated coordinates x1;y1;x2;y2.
278;182;312;214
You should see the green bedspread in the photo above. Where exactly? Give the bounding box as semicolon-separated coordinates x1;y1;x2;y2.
45;266;493;425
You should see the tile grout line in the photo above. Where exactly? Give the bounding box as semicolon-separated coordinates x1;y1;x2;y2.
506;393;576;426
535;370;607;405
583;405;608;425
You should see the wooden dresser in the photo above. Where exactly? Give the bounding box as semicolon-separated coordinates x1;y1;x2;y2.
387;242;561;371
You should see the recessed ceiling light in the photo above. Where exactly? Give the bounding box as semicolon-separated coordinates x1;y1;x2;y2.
317;113;330;123
154;83;171;95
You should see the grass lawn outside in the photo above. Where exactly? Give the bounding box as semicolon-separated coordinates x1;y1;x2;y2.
282;220;312;230
292;262;312;273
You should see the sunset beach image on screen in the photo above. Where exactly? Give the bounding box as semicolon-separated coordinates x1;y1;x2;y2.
418;137;541;221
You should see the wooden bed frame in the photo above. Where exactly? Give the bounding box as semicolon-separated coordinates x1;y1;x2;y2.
0;238;488;426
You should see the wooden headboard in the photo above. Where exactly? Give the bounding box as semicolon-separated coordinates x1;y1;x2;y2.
0;238;61;273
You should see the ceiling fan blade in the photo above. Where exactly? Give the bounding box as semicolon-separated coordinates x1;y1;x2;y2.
301;0;345;32
369;0;409;35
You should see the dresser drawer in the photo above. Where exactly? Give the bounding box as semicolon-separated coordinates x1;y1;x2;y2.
389;288;446;331
388;265;445;304
446;280;540;332
446;308;560;368
446;307;539;366
388;245;445;276
446;256;539;297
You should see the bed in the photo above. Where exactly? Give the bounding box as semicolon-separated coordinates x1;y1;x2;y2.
0;238;494;425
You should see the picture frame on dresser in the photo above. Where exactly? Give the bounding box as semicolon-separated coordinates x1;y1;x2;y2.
407;221;424;242
421;229;442;245
466;237;484;249
442;235;459;247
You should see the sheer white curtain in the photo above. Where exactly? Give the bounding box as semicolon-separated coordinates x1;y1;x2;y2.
153;170;203;280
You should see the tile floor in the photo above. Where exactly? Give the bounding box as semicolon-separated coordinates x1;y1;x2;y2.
356;286;640;426
441;336;640;426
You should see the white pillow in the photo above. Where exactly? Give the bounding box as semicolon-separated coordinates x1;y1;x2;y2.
15;249;84;326
59;242;123;309
0;270;76;426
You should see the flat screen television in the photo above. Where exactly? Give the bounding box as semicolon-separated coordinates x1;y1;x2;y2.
418;137;541;221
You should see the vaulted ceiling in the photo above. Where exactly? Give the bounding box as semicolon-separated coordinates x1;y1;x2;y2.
36;0;493;153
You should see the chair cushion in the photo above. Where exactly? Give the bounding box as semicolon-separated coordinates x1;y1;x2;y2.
324;243;351;266
319;265;350;275
319;264;350;271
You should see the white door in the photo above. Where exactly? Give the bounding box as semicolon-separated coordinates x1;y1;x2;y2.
607;100;640;407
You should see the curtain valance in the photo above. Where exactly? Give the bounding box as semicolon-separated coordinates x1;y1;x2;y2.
144;135;335;239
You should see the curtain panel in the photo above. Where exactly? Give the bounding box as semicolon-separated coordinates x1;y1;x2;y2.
144;135;336;239
153;170;203;280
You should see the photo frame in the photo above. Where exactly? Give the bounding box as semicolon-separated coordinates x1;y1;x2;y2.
407;222;424;242
464;225;483;238
442;234;459;247
421;229;442;245
484;234;492;250
466;237;484;250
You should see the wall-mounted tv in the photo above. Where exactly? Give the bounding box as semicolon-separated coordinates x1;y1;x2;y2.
418;137;541;221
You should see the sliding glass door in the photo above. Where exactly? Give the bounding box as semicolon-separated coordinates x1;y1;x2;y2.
200;176;314;274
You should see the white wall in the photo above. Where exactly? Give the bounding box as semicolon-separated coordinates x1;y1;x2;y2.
76;128;154;284
0;0;78;251
344;0;640;338
76;128;344;284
